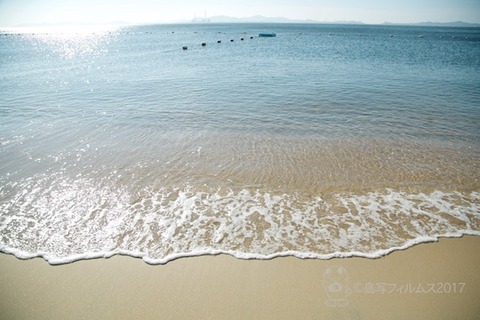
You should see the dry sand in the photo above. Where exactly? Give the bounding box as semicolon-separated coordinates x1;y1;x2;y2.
1;236;479;320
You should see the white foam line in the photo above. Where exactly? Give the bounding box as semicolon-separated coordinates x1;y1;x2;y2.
2;178;479;265
2;231;479;265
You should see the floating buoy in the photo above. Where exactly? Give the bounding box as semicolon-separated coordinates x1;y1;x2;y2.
182;46;188;50
201;42;206;46
240;37;244;41
230;39;234;42
250;36;253;39
217;40;221;43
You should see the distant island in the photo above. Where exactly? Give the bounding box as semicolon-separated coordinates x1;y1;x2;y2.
7;16;480;28
190;15;480;27
201;15;363;24
382;20;480;27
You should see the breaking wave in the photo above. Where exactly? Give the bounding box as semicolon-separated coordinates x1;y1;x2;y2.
1;175;479;264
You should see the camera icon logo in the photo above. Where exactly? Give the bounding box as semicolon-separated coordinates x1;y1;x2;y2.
322;265;352;307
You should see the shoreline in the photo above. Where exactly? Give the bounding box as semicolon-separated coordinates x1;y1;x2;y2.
1;235;480;319
3;232;479;265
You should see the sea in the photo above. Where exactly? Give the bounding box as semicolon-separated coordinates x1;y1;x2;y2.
1;23;479;264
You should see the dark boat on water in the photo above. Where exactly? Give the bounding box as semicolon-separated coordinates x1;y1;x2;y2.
259;33;276;37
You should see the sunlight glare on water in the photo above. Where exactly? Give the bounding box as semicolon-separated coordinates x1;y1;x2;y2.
0;23;479;264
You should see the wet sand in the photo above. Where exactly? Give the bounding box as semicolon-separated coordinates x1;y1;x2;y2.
1;236;479;320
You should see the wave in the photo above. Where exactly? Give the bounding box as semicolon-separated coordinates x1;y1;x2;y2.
1;175;479;264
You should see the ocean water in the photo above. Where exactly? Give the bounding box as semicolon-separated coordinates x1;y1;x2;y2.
0;23;479;264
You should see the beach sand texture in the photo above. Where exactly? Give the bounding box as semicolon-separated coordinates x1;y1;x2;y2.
1;236;479;320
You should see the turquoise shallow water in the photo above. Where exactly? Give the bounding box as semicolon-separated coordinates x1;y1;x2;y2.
0;23;479;264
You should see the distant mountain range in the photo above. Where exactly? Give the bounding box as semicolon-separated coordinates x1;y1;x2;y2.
383;20;480;27
192;15;480;27
9;16;480;28
204;15;363;24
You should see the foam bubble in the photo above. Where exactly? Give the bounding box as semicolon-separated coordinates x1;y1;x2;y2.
0;175;479;264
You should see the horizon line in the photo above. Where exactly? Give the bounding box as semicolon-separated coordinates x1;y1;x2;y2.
2;16;480;29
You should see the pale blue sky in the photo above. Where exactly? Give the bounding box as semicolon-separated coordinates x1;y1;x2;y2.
0;0;479;26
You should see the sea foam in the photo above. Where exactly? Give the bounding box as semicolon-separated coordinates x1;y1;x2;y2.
1;175;479;264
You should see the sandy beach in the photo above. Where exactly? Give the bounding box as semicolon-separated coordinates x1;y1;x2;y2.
2;22;480;320
0;235;479;319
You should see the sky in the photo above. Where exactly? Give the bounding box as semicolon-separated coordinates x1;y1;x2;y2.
0;0;479;27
